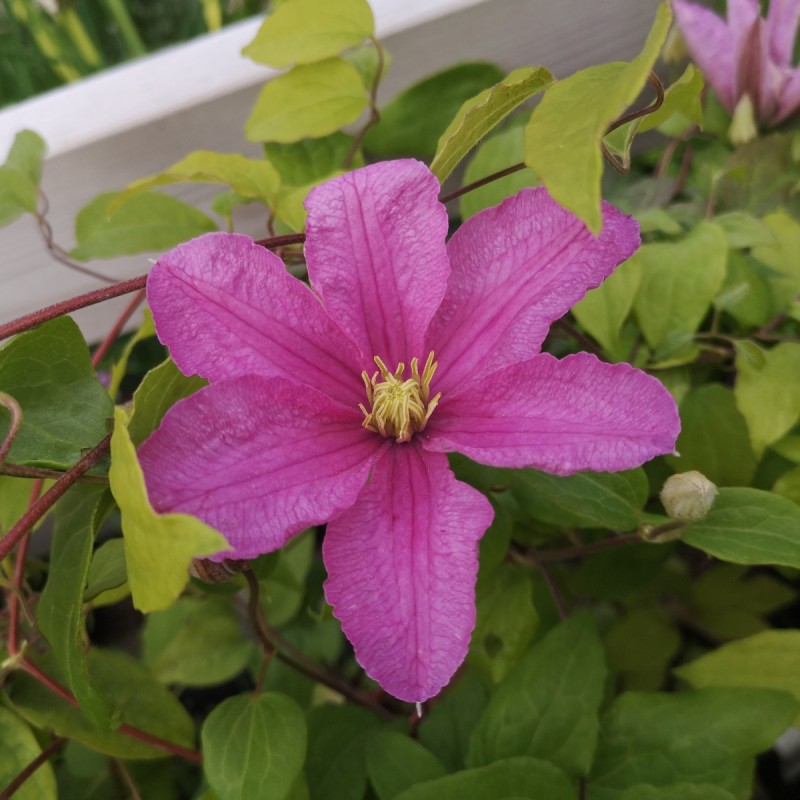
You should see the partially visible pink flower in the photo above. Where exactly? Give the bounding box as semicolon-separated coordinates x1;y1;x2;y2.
138;160;679;702
673;0;800;125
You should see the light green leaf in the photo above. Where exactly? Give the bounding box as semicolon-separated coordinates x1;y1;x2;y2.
71;191;216;261
734;342;800;457
512;468;648;530
365;63;505;160
682;487;800;568
242;0;374;67
468;613;606;778
666;384;757;486
202;693;306;800
0;165;37;226
431;66;553;182
0;706;57;800
109;406;227;613
752;210;800;313
0;317;113;469
112;151;281;214
394;757;574;800
84;538;127;602
143;596;255;686
774;465;800;506
0;476;39;530
715;252;773;328
245;58;367;143
37;485;115;726
713;212;776;250
525;3;672;232
634;221;728;348
619;786;735;800
127;357;206;447
305;704;380;800
459;120;538;220
587;687;798;800
366;733;447;800
417;671;489;772
469;564;537;684
8;649;196;759
676;630;800;725
6;129;46;184
572;255;641;361
107;308;156;397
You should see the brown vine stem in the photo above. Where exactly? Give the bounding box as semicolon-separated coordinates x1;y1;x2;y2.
440;163;527;204
19;660;202;764
0;392;22;465
241;568;394;720
0;736;66;800
343;36;385;170
525;533;641;563
0;435;110;562
0;463;108;483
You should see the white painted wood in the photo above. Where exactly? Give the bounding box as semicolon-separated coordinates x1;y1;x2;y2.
0;0;660;343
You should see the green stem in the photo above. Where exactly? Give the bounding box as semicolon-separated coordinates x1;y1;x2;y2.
102;0;146;57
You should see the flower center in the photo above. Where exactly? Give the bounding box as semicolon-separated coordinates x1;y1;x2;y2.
359;352;441;443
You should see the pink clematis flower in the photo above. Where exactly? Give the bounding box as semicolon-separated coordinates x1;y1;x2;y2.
673;0;800;125
139;160;679;702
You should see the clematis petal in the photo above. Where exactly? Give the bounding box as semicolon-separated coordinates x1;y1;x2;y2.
425;352;679;475
426;187;639;393
304;160;450;367
139;375;385;560
766;0;800;66
727;0;760;34
776;68;800;122
673;0;738;111
147;232;363;405
323;445;493;702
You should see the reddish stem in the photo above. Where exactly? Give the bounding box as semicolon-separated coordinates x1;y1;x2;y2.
0;393;23;465
0;736;66;800
7;481;43;657
252;232;306;249
0;435;110;562
91;289;147;368
19;661;202;764
440;162;527;204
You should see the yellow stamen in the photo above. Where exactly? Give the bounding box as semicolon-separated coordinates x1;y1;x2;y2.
360;351;441;443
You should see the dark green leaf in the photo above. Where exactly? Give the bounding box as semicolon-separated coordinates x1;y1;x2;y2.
364;63;504;160
0;317;113;469
0;706;57;800
619;787;735;800
468;613;606;777
265;132;355;186
37;485;115;726
84;539;127;601
366;732;447;800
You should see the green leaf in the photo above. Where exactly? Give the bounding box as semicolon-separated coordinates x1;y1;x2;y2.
634;221;728;348
774;465;800;506
682;488;800;568
71;191;216;261
112;151;281;213
260;529;314;626
468;563;537;684
109;406;227;612
676;630;800;725
430;66;553;182
459;120;538;220
619;787;735;800
468;613;606;778
127;357;206;447
587;687;798;800
364;63;505;160
751;210;800;313
417;671;489;772
8;649;196;759
305;704;380;800
37;485;115;726
0;706;57;800
84;538;127;601
107;308;156;398
512;468;648;530
525;3;672;232
366;732;447;800
265;132;355;186
572;256;641;361
666;385;756;487
242;0;374;67
0;476;39;530
715;252;773;328
246;58;367;143
143;596;255;686
394;757;574;800
734;342;800;457
0;165;37;226
6;129;46;184
713;212;776;250
202;692;307;800
0;317;113;469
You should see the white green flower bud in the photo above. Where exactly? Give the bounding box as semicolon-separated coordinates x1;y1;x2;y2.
660;471;718;523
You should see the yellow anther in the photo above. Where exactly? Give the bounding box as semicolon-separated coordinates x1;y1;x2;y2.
360;351;441;443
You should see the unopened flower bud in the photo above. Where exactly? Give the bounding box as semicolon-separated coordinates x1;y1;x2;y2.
190;558;248;583
729;95;758;145
660;471;718;523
